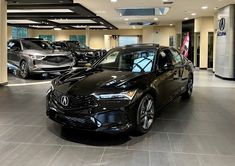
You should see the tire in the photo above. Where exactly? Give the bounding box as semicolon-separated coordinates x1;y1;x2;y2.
182;74;193;98
136;94;156;134
20;61;30;79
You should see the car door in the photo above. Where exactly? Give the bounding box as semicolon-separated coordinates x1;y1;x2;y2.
170;48;186;93
8;40;22;67
154;48;177;105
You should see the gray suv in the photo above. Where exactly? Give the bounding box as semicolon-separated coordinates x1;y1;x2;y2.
7;38;73;78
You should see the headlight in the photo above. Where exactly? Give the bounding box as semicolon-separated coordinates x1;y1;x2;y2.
46;84;54;95
29;54;46;60
87;52;94;55
93;90;137;100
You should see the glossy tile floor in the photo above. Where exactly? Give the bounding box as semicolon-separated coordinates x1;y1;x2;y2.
0;70;235;166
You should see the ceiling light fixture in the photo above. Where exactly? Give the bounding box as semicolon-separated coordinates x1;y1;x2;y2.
111;0;118;2
184;17;189;20
201;6;208;9
154;18;158;21
7;9;73;13
170;24;173;26
191;13;196;16
54;27;62;31
124;18;129;21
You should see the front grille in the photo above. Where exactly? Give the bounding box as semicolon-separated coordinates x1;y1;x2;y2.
52;90;97;110
48;110;97;129
44;56;70;63
42;66;70;72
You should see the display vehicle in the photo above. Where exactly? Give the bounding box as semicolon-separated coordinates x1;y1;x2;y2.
7;38;74;78
52;41;106;66
46;44;194;134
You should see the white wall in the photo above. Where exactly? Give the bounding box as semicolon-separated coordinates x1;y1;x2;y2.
143;26;176;46
195;17;214;68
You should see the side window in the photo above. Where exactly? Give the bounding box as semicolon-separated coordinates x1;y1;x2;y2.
158;49;173;70
170;48;182;64
100;51;119;64
8;41;21;50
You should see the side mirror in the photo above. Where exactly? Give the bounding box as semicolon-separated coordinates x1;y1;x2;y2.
12;47;21;52
164;64;174;71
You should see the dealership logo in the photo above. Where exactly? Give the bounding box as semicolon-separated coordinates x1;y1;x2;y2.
61;96;69;107
217;18;226;36
219;18;225;31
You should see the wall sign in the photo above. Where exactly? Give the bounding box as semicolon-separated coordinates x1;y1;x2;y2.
217;18;226;36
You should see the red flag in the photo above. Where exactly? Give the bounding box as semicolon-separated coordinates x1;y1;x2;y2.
180;32;190;57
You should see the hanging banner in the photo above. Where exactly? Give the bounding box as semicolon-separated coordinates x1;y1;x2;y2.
180;32;190;57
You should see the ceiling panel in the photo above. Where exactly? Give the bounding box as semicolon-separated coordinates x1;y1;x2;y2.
76;0;235;29
6;1;118;30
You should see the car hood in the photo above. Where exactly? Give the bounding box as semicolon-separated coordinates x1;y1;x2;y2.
53;68;147;96
74;48;98;53
23;49;70;56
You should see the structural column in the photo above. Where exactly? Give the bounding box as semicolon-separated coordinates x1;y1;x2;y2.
85;26;90;47
0;0;7;85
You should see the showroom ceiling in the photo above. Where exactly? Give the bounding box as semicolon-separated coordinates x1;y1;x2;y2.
6;0;118;30
77;0;235;29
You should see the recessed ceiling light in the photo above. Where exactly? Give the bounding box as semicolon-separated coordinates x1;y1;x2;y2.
111;0;118;2
124;18;129;21
170;24;173;26
201;6;208;9
184;17;189;20
191;13;196;16
154;18;158;21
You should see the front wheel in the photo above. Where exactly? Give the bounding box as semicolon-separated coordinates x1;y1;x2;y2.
136;94;156;134
182;74;193;98
20;61;30;79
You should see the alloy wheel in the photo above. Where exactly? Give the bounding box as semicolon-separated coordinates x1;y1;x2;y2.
20;61;28;78
139;95;155;130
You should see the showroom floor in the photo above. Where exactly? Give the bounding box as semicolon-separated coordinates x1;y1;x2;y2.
0;70;235;166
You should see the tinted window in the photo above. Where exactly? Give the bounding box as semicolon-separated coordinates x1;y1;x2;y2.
8;40;21;50
97;49;156;73
22;40;53;50
158;49;173;70
170;48;182;64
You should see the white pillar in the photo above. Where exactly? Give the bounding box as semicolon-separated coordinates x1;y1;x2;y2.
85;26;90;47
0;0;7;85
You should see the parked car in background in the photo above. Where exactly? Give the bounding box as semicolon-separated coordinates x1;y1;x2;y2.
7;38;74;78
52;41;107;66
46;44;194;135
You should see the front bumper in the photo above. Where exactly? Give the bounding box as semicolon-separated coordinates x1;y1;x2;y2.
28;57;73;74
29;66;72;74
46;92;134;134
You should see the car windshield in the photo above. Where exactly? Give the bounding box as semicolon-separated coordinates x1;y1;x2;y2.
66;41;89;49
22;40;54;50
95;49;156;73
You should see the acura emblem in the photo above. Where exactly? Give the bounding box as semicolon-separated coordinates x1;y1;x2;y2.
61;96;69;107
219;18;225;31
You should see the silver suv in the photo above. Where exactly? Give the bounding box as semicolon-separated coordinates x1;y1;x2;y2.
7;38;73;78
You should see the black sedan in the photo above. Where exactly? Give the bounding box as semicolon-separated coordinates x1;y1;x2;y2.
46;44;194;134
52;41;106;66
